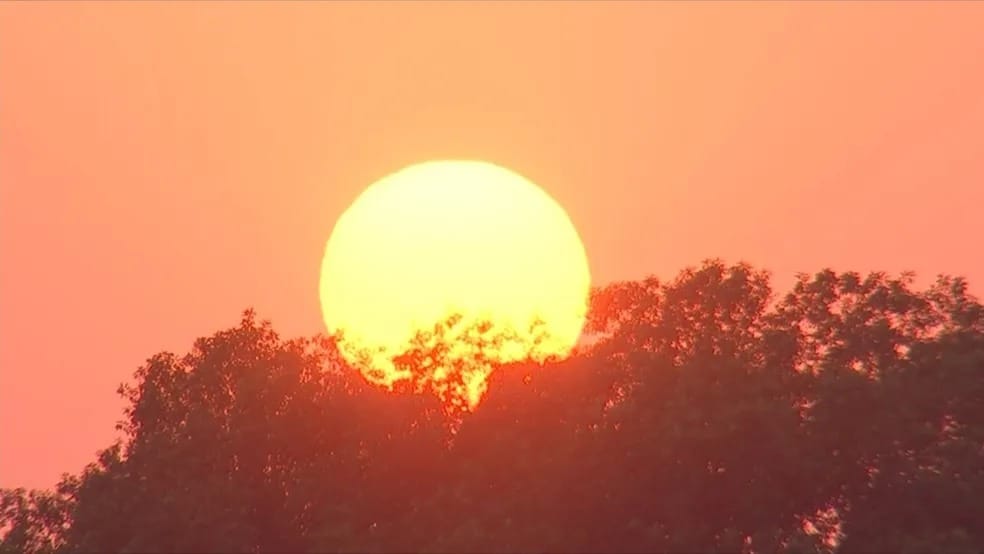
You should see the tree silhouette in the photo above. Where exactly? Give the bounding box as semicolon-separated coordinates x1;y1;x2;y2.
2;262;982;553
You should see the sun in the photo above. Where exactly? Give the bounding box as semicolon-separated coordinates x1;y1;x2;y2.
319;160;590;409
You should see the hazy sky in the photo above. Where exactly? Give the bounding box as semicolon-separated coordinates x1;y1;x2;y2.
3;2;984;489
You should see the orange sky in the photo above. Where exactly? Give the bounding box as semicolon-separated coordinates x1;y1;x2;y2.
3;2;984;489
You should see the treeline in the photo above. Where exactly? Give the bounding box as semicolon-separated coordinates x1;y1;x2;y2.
2;261;982;553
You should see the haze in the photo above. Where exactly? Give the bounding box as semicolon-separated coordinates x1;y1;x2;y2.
2;2;983;490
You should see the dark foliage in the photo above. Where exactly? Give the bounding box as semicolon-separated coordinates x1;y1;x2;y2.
3;261;982;553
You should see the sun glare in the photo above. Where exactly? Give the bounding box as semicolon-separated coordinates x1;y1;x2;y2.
319;160;590;410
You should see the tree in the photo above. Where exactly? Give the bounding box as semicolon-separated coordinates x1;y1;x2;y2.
3;263;982;553
0;485;72;554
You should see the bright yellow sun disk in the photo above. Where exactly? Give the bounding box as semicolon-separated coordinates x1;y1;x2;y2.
319;160;590;405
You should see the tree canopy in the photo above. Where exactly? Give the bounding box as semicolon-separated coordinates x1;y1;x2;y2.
3;261;982;553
